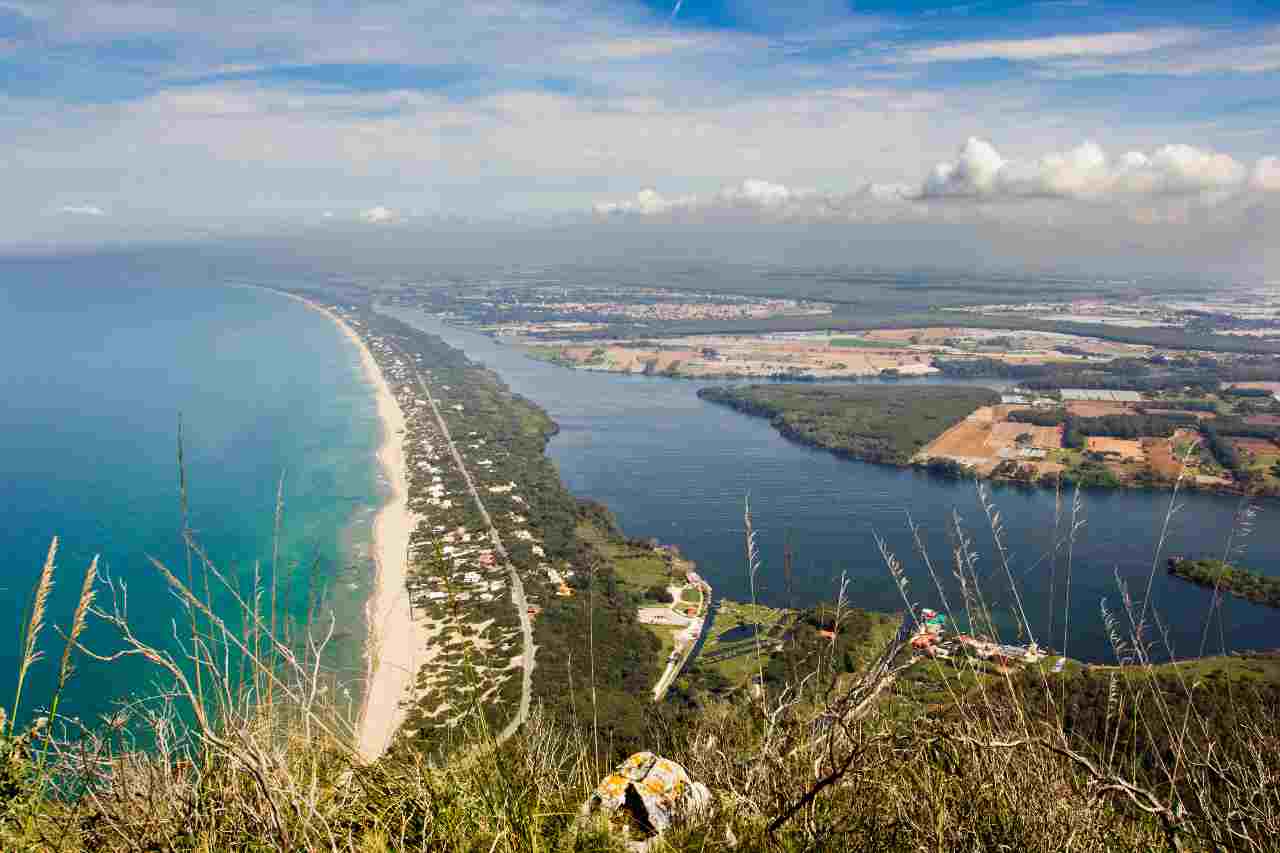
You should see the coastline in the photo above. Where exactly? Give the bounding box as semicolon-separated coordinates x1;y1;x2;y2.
277;292;424;762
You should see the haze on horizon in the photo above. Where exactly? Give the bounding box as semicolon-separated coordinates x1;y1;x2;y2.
2;0;1278;279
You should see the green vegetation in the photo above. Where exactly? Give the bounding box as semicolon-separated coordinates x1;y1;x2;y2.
522;345;577;367
694;600;792;689
828;336;909;349
1170;558;1280;608
1203;424;1242;471
920;456;976;478
698;384;999;465
1059;458;1121;488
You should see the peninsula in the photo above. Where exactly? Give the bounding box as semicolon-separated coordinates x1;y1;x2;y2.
1169;558;1280;609
697;384;1000;467
699;383;1280;496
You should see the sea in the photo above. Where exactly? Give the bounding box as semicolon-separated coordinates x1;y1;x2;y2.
0;257;382;729
382;306;1280;664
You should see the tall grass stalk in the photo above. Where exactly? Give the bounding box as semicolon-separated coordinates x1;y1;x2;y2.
10;539;58;737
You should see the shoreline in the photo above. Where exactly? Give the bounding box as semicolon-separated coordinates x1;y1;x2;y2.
277;292;424;762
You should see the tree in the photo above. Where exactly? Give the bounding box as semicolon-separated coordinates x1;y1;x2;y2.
646;585;674;604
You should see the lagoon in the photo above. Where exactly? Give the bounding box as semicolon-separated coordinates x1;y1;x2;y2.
383;306;1280;663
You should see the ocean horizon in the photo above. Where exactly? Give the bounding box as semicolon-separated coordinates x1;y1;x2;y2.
0;260;383;729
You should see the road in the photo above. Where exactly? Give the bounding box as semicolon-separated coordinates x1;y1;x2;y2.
396;344;536;744
652;593;716;702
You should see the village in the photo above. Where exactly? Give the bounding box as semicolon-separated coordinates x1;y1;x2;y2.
905;609;1062;673
952;289;1280;336
391;281;834;336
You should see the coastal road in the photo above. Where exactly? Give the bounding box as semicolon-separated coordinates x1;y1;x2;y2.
396;348;535;744
652;593;716;702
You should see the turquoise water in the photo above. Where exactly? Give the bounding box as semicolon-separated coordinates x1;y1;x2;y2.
0;259;382;728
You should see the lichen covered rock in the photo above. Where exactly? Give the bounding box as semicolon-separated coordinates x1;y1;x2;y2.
580;751;710;842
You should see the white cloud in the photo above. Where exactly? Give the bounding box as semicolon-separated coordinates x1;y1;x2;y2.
593;178;915;221
720;178;792;207
1031;26;1280;77
359;206;398;223
592;137;1279;226
907;29;1196;63
593;188;689;216
57;204;106;216
1252;157;1280;192
921;137;1251;200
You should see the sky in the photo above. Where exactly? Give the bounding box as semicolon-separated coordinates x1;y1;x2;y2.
2;0;1279;276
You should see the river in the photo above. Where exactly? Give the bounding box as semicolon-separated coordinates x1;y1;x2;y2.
382;307;1279;663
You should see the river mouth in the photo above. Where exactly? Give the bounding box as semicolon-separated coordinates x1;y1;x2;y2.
378;305;1280;664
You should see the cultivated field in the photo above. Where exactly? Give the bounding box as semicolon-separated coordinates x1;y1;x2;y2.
1145;438;1183;479
1066;401;1138;417
1086;437;1147;461
1232;437;1280;455
919;406;1061;474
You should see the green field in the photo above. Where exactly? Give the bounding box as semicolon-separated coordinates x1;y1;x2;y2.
829;337;911;349
576;520;672;590
698;599;791;687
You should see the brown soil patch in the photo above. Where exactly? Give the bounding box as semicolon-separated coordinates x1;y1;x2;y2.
1145;438;1181;479
863;327;976;343
1231;437;1280;455
1086;437;1146;461
1066;401;1138;417
1229;382;1280;393
922;411;995;459
1142;408;1216;420
989;423;1062;449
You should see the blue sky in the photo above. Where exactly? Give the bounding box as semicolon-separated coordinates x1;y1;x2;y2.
1;0;1278;273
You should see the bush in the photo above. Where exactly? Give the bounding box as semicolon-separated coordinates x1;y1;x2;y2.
645;585;674;604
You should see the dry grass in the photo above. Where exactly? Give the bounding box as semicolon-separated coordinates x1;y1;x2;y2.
2;473;1278;852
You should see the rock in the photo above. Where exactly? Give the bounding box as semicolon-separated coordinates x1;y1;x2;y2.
580;751;710;846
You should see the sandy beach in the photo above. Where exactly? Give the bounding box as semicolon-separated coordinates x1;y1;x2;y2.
281;293;427;762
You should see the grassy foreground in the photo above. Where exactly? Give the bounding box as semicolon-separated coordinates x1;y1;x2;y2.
4;507;1280;853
